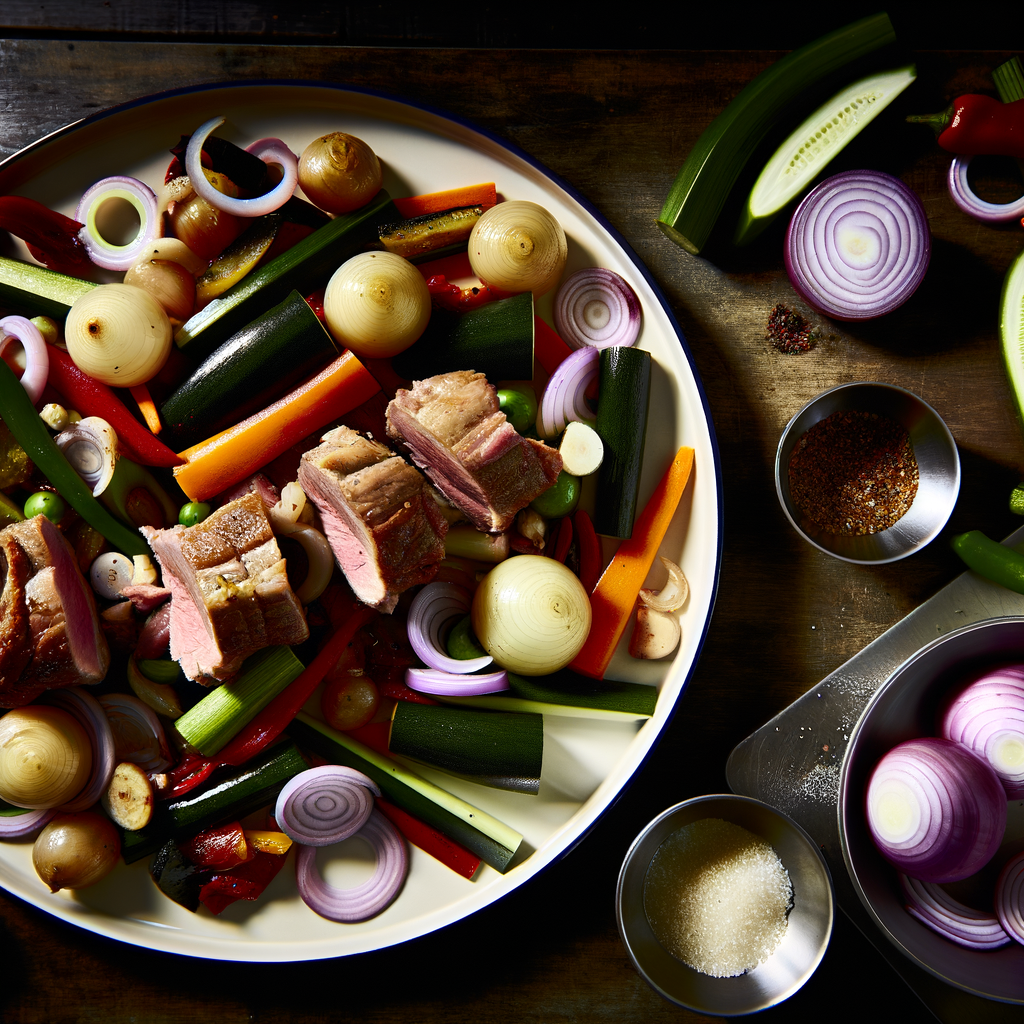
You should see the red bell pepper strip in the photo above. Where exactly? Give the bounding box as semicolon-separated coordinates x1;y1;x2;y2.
0;196;91;273
573;509;602;593
45;346;184;467
376;798;481;880
908;95;1024;157
534;317;574;376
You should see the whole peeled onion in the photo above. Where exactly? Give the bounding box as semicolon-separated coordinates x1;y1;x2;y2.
298;132;382;215
33;810;121;892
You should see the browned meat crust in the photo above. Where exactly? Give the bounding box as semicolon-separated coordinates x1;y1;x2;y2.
298;425;447;613
142;492;308;683
385;371;562;533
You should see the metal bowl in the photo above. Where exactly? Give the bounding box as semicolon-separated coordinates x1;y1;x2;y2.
839;617;1024;1004
775;382;960;564
616;794;834;1016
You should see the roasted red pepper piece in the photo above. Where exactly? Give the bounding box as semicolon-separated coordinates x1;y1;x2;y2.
45;345;185;467
179;822;252;870
0;196;91;273
553;514;573;564
376;798;481;880
198;848;287;915
909;95;1024;157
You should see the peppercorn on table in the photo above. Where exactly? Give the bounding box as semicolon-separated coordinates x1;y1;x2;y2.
1;21;1023;1024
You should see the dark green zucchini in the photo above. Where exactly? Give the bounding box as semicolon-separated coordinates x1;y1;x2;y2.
160;290;337;448
287;712;523;873
149;839;212;912
392;290;534;382
594;346;651;539
388;702;543;795
121;740;307;864
174;189;398;362
379;205;484;261
0;255;94;320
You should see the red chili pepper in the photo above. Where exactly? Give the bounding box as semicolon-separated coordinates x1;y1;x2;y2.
908;95;1024;157
0;196;91;273
45;345;185;467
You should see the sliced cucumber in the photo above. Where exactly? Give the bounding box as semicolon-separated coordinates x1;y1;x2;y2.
1000;247;1024;433
736;65;917;245
0;255;94;320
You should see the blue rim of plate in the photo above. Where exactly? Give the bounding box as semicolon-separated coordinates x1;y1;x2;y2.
0;77;724;958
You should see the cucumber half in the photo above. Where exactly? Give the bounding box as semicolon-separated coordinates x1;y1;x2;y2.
736;64;917;246
1000;247;1024;435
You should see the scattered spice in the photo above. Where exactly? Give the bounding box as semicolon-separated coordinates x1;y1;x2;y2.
767;303;816;353
789;409;919;535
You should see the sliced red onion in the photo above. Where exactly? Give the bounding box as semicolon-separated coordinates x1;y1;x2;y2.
44;687;116;812
0;807;55;839
406;667;510;696
186;117;298;217
0;315;48;405
948;155;1024;223
537;345;599;440
900;873;1011;949
407;582;493;674
865;737;1006;883
996;850;1024;945
785;170;930;321
275;765;380;846
76;175;159;271
554;268;642;350
940;665;1024;798
295;808;407;922
99;693;172;773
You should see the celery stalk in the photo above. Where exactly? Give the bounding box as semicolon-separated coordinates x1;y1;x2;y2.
175;646;304;755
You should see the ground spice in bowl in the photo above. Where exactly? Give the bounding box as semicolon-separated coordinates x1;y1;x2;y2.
788;409;919;535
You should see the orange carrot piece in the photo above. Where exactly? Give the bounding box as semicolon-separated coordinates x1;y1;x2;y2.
569;446;695;680
393;183;497;220
534;317;574;375
173;350;380;501
128;384;163;434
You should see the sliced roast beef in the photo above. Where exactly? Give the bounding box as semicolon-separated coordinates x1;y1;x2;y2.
298;425;447;613
0;515;110;707
141;491;308;683
386;370;563;532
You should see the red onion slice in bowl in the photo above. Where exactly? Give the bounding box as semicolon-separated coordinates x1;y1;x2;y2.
997;850;1024;945
784;170;930;321
900;874;1011;949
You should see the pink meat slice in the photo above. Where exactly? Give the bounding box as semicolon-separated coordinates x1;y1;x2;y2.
386;370;562;532
0;515;110;707
298;425;447;613
141;491;308;684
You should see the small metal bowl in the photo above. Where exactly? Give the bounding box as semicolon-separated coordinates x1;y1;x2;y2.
775;382;960;564
839;617;1024;1004
616;794;834;1016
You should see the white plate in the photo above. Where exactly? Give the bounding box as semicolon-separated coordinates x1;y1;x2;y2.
0;81;723;961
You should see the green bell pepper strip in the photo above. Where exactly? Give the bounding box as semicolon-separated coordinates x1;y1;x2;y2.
0;359;149;556
952;530;1024;594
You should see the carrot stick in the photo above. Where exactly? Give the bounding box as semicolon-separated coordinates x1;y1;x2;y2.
129;384;163;434
173;350;380;501
393;183;497;220
569;446;695;680
534;316;574;375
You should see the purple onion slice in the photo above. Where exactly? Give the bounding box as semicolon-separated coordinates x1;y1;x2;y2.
406;667;510;696
407;583;493;675
996;850;1024;945
0;316;48;405
948;155;1024;223
537;345;599;440
553;268;642;350
900;873;1011;949
76;175;160;271
785;169;930;321
0;807;55;839
276;765;380;847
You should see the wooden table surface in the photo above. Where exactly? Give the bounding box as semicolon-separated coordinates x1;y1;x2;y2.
2;21;1024;1024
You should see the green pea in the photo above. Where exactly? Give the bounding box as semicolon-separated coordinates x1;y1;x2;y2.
497;385;537;434
530;471;580;518
447;615;488;661
24;490;66;523
179;501;211;527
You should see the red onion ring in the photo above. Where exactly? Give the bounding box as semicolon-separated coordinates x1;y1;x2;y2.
537;345;599;440
407;583;493;674
553;268;642;350
900;873;1011;949
0;315;48;405
948;155;1024;223
996;850;1024;945
186;117;298;217
275;765;380;846
75;175;160;271
44;687;116;812
0;807;55;839
865;737;1006;883
295;808;407;922
785;170;930;321
406;667;510;696
940;665;1024;798
99;693;172;773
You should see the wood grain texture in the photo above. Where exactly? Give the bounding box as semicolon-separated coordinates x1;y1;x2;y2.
1;37;1023;1024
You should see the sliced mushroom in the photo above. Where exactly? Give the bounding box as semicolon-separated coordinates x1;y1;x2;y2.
629;605;681;660
638;556;689;613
